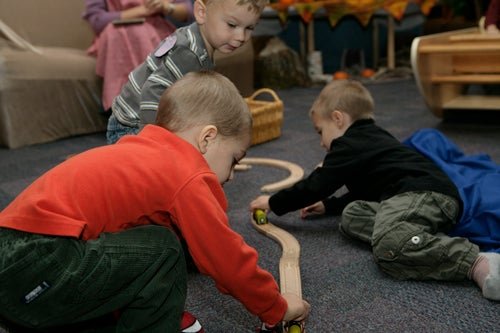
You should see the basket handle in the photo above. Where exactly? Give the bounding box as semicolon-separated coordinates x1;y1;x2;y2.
247;88;281;102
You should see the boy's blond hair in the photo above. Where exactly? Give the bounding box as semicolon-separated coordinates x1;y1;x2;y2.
202;0;269;13
156;70;252;140
310;79;374;121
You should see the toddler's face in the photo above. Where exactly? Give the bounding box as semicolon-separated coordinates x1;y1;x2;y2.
203;135;249;185
198;0;261;54
311;110;343;151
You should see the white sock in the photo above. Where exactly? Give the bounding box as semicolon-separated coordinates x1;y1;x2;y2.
480;252;500;301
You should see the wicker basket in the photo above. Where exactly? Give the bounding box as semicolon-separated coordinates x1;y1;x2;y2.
245;88;284;145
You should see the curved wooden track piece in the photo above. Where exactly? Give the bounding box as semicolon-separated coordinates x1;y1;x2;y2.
238;157;304;193
252;211;305;333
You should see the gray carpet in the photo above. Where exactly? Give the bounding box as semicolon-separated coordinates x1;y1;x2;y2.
1;78;499;332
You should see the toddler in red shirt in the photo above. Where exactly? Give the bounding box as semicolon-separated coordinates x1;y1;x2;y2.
0;70;310;332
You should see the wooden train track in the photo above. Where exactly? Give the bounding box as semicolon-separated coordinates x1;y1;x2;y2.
236;157;304;193
252;210;304;333
242;157;306;332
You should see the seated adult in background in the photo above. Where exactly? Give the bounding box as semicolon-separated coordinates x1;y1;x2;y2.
83;0;193;112
484;0;500;34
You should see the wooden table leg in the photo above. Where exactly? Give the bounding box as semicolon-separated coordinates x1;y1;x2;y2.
387;15;396;70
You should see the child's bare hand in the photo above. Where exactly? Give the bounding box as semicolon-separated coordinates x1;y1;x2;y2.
250;195;270;212
282;292;310;322
300;201;325;219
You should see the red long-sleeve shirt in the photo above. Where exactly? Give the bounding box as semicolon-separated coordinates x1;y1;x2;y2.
0;125;287;324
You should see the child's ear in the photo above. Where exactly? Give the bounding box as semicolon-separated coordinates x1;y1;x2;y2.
331;109;353;130
197;125;218;154
193;0;207;24
330;110;344;126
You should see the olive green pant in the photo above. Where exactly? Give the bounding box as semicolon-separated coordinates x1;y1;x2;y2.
340;191;479;280
0;225;187;332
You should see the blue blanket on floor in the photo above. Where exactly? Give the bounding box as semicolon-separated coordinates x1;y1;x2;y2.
404;129;500;253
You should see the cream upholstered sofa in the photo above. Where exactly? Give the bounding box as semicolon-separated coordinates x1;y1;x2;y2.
0;0;255;149
0;0;106;149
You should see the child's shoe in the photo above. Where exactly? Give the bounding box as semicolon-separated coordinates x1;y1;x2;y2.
256;322;281;332
181;311;204;333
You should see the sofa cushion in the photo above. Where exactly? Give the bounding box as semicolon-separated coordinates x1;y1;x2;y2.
0;43;107;148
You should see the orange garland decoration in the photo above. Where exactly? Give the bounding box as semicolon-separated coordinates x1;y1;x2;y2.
270;0;437;26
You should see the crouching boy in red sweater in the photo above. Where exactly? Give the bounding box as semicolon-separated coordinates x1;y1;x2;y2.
0;71;310;332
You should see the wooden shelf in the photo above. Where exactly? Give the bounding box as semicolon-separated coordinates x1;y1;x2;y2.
449;34;500;42
418;43;500;53
443;96;500;110
431;74;500;84
411;28;500;118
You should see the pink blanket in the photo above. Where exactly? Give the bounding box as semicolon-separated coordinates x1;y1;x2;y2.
87;0;176;110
